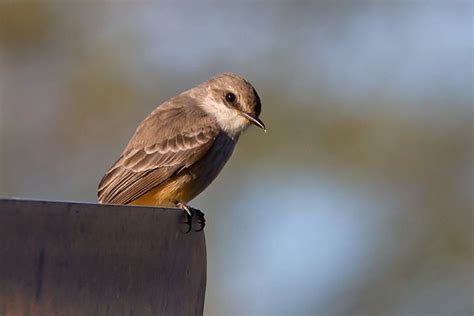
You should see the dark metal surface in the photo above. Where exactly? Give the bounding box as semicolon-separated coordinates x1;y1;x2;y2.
0;199;206;316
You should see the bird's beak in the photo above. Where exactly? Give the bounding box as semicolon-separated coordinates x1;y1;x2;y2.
240;112;266;132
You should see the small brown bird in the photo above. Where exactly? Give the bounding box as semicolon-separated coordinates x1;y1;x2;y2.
97;73;265;231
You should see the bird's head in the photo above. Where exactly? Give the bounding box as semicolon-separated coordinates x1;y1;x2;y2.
198;73;265;136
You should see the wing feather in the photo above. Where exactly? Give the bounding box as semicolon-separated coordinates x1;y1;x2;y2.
98;95;219;205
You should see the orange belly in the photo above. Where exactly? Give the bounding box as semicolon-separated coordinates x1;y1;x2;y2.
129;172;197;207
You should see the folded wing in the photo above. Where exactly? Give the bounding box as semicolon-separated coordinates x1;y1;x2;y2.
98;96;219;204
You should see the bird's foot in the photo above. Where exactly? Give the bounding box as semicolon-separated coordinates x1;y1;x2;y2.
177;202;206;233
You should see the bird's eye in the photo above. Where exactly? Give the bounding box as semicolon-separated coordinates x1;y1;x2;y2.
225;92;236;103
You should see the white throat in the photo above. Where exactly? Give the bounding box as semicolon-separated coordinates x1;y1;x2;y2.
199;95;249;138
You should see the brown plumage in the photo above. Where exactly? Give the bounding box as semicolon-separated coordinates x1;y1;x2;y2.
97;73;265;211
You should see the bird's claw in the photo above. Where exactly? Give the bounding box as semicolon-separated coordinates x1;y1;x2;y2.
194;209;206;232
178;202;205;233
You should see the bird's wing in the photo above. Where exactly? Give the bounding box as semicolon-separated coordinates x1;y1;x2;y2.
98;95;219;204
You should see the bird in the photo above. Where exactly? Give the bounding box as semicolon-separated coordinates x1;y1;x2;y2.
97;73;265;232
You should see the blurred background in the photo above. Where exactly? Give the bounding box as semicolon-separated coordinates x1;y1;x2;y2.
0;1;472;315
